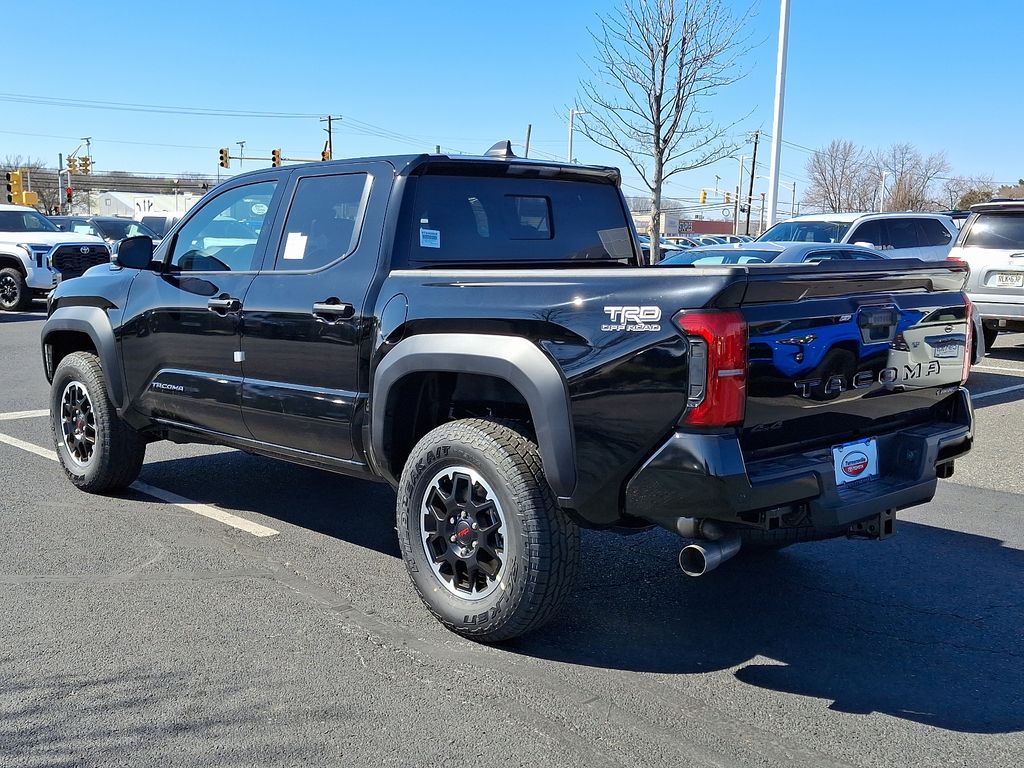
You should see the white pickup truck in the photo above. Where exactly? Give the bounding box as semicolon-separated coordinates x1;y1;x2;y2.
0;204;108;311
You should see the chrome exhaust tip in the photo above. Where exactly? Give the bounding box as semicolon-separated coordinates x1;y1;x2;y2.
679;535;741;577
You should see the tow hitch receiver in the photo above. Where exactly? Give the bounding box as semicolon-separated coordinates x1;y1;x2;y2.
847;508;896;540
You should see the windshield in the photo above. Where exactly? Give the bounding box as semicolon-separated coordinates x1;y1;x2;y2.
0;210;59;233
962;213;1024;250
94;219;159;241
758;220;851;243
659;249;781;265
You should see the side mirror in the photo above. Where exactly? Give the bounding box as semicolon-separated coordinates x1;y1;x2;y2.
853;241;875;249
113;236;154;270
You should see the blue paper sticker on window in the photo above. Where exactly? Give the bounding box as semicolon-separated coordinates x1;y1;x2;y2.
420;228;441;248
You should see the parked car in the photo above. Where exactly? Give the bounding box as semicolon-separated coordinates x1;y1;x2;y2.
0;204;108;311
693;234;726;246
42;146;974;641
757;212;958;261
49;215;162;248
948;199;1024;349
136;213;184;238
658;242;887;266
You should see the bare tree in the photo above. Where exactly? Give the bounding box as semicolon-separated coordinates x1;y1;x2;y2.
942;175;995;210
1;155;63;213
803;139;871;213
872;143;950;211
574;0;751;260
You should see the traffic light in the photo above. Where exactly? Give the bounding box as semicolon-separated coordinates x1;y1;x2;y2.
321;149;331;161
66;187;73;203
79;156;91;175
271;149;282;167
219;148;230;168
67;157;79;174
699;190;707;204
5;171;22;204
724;191;731;204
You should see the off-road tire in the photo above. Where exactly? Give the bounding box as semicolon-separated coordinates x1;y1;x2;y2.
0;267;31;312
396;419;580;642
50;352;146;492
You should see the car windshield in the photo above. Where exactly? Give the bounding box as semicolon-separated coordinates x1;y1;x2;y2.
758;220;851;243
659;249;781;265
0;210;59;233
962;213;1024;250
93;219;160;240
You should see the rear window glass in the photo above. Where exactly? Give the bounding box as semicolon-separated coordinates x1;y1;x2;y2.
757;220;851;243
963;213;1024;250
395;174;635;267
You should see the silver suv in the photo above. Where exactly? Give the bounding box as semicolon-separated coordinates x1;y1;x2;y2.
949;200;1024;349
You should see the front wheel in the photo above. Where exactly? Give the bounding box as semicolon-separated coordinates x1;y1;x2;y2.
396;419;580;642
50;352;146;492
0;267;31;312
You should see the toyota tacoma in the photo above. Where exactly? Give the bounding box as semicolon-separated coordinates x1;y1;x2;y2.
40;143;974;641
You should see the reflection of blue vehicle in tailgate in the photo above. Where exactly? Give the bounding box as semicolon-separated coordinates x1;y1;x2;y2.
748;305;924;399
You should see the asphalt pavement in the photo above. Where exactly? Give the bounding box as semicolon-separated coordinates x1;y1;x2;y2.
1;305;1022;768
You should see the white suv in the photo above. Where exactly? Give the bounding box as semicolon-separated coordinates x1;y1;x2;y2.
948;200;1024;350
758;212;959;261
0;204;108;311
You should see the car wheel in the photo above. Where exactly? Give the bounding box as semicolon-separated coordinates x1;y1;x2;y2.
50;352;146;493
983;326;998;354
0;267;31;311
396;419;580;642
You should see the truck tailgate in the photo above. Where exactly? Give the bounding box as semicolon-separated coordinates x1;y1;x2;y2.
738;261;971;458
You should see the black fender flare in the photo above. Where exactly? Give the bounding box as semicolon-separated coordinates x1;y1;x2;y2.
370;333;577;498
41;306;125;409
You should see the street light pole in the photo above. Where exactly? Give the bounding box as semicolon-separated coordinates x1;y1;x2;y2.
567;109;586;163
765;0;791;229
733;156;745;235
877;171;890;212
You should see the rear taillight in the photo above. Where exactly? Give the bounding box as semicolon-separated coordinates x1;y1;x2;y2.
674;309;747;427
962;293;973;384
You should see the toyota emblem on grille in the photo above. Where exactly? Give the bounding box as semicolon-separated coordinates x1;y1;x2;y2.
80;246;90;254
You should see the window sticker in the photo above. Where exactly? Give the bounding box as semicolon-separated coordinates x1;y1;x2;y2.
283;232;308;260
419;228;441;248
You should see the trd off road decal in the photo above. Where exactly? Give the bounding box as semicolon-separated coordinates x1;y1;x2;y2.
602;305;662;332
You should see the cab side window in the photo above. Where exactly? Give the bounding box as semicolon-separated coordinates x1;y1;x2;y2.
273;173;369;271
887;218;920;250
849;220;883;248
168;181;276;272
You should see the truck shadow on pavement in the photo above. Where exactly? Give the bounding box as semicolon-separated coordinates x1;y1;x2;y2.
139;451;1023;735
513;521;1024;734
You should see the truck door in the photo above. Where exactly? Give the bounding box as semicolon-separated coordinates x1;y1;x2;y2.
121;178;282;437
239;162;391;462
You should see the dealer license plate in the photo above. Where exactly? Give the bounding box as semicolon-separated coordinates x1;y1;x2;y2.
932;340;960;358
832;438;878;486
995;272;1023;288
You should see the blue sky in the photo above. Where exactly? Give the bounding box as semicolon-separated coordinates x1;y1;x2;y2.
2;0;1021;207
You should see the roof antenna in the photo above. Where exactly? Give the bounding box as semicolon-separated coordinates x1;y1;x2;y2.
485;140;517;159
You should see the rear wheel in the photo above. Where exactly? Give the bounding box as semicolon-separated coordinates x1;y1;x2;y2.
50;352;146;492
396;419;580;642
0;267;31;312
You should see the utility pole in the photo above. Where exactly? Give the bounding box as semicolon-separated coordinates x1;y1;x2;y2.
320;115;341;160
790;181;797;218
81;137;92;214
524;124;532;158
759;192;766;235
236;140;246;167
744;130;760;235
765;0;791;229
734;156;745;235
568;108;585;163
58;153;64;215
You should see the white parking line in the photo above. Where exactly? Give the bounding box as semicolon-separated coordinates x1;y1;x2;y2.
0;409;50;421
973;365;1024;375
0;430;279;538
972;383;1024;401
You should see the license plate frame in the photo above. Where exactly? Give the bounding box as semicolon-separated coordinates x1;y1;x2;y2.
995;272;1023;288
832;438;879;487
932;340;960;359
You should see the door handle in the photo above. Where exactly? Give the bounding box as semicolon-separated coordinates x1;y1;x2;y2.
312;299;354;323
207;295;242;314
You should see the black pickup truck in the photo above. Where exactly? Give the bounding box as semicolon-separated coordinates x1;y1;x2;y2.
41;144;974;641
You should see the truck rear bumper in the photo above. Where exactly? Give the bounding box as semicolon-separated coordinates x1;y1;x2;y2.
625;388;974;534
